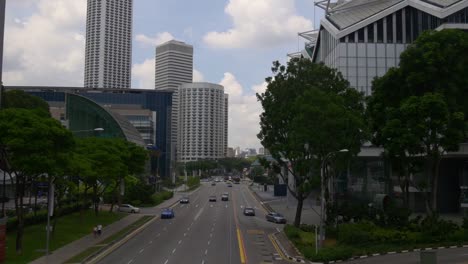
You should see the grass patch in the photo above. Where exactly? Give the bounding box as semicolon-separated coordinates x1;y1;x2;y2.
65;215;154;263
6;210;125;264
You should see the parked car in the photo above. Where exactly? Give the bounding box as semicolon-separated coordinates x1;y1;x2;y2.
180;197;189;204
161;208;175;219
209;195;217;202
118;204;140;213
265;212;286;224
221;193;229;201
243;207;255;216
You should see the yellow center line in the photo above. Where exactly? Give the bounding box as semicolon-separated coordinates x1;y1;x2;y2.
232;191;248;264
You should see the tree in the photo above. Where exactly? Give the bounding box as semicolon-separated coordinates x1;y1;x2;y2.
367;29;468;212
258;58;367;227
3;90;50;117
0;108;74;254
397;94;464;214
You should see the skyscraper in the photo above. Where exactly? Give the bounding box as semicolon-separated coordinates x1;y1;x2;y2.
155;40;193;161
178;83;227;162
84;0;133;89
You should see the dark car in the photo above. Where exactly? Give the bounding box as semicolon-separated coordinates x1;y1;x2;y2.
180;197;189;204
209;195;217;202
221;193;229;201
211;182;216;186
265;212;286;224
243;207;255;216
161;208;175;219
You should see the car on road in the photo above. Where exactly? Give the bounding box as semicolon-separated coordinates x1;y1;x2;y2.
161;208;175;219
221;193;229;201
265;212;286;224
227;183;233;187
180;197;189;204
243;207;255;216
209;195;217;202
211;182;216;186
118;204;140;213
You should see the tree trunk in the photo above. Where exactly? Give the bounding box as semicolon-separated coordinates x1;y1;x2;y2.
431;156;441;215
15;175;24;254
293;194;304;227
93;185;99;216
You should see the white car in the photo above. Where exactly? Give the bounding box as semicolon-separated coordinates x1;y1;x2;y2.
118;204;140;213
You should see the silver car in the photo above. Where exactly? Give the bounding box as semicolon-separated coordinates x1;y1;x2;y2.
118;204;140;213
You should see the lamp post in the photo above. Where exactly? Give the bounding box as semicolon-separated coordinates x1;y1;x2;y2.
318;149;348;250
72;127;104;133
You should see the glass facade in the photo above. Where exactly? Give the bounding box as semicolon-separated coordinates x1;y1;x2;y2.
312;6;468;95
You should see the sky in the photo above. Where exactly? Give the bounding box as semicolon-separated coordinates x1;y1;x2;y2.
3;0;324;150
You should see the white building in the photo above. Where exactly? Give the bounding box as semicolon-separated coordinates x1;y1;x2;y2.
155;40;194;162
84;0;133;89
178;83;228;162
293;0;468;95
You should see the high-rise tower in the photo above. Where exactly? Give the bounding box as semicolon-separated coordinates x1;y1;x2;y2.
84;0;133;89
155;40;193;162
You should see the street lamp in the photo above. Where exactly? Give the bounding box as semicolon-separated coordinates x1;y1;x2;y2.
318;149;348;251
72;127;104;133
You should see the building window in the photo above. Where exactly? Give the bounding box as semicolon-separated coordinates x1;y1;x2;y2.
348;32;355;42
358;28;365;42
396;10;403;43
386;15;393;43
377;19;384;43
367;24;374;43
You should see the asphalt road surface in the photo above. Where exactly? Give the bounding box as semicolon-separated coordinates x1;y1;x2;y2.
98;181;289;264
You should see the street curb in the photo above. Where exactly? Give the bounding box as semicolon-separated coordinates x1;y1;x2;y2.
248;186;274;213
84;197;182;264
271;232;306;263
306;244;468;264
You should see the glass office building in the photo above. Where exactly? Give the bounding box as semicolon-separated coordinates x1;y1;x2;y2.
6;86;173;178
295;0;468;95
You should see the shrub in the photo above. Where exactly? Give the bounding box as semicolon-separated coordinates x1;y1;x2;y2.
284;224;300;240
310;245;354;262
420;216;459;242
187;176;200;188
337;221;376;245
151;190;174;206
299;224;316;233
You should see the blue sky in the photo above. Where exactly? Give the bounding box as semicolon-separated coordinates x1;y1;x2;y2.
3;0;324;149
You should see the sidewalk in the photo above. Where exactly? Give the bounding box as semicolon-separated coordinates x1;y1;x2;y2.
30;194;183;264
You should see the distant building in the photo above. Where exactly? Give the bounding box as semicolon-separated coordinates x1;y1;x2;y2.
234;147;241;157
178;82;228;162
84;0;133;89
155;40;193;163
227;147;235;158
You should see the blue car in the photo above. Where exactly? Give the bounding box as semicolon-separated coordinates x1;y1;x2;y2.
161;208;175;219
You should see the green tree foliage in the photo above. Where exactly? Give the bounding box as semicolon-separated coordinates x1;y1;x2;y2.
258;58;367;226
0;108;74;254
3;90;50;117
72;138;147;215
367;29;468;212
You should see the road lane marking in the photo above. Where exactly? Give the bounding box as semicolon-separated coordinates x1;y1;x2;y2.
157;233;161;237
208;240;211;245
172;248;176;254
178;240;182;244
236;228;247;264
201;260;205;264
194;207;205;221
196;204;199;207
164;259;169;264
184;233;187;236
127;260;133;264
205;249;208;255
139;249;144;253
210;233;213;237
268;234;287;261
149;240;153;244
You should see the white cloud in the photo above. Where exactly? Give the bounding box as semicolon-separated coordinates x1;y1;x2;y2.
220;72;263;149
3;0;86;86
193;69;204;82
132;58;155;89
204;0;312;49
135;32;174;47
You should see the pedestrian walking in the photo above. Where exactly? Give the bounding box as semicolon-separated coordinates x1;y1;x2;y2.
97;224;102;236
93;226;98;238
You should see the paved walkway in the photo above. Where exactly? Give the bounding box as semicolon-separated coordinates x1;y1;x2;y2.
30;195;183;264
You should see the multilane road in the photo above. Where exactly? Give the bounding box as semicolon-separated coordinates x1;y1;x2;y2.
98;181;288;264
